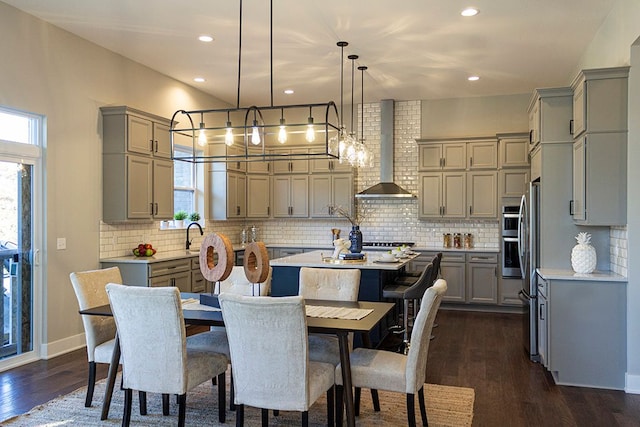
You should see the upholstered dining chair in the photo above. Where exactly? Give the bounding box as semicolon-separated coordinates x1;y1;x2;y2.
69;266;123;407
106;284;229;427
335;279;447;427
298;267;361;365
215;265;273;296
219;293;336;427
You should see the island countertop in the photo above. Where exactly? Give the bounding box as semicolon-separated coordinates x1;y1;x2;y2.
269;249;420;270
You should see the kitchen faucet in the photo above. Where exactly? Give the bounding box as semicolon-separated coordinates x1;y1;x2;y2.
185;222;204;250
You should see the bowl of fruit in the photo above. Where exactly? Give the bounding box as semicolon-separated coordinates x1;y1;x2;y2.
133;243;157;257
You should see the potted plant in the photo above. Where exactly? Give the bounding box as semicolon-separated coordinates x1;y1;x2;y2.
189;212;201;224
173;210;188;228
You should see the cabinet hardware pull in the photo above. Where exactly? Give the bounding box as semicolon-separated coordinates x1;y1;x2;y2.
155;140;158;152
539;303;545;320
150;203;154;215
569;119;574;135
150;139;154;152
470;157;473;167
154;203;158;215
569;200;574;215
529;129;533;143
469;205;473;215
267;206;270;216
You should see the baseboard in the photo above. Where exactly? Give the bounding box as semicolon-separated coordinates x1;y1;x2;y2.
625;373;640;394
42;332;87;360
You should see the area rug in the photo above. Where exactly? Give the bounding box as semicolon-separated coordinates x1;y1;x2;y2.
2;373;474;426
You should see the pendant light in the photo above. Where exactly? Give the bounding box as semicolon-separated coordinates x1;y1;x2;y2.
197;113;207;147
224;111;234;146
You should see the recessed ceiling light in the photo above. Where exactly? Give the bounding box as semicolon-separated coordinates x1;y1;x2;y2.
468;76;480;81
194;77;206;83
284;89;294;95
198;35;213;42
461;7;479;17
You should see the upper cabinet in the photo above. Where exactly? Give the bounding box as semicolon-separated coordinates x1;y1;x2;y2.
101;106;174;221
498;132;530;168
570;67;629;138
418;141;466;170
272;148;309;174
528;87;574;150
467;140;497;170
569;67;629;226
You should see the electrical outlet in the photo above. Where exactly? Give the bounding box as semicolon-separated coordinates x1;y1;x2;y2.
56;237;66;250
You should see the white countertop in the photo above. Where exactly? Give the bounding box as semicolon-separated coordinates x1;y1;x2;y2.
269;249;419;270
537;268;627;282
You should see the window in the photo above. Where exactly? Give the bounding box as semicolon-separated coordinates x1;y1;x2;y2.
173;146;196;215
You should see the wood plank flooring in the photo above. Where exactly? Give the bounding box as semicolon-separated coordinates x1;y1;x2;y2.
1;311;640;425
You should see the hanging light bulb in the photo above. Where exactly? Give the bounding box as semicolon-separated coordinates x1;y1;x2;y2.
305;107;315;142
224;112;234;146
197;113;207;147
277;109;287;144
251;119;261;145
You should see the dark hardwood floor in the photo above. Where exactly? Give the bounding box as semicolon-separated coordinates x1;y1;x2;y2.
2;311;640;425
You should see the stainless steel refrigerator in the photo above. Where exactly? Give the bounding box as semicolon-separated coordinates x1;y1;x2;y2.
518;180;540;362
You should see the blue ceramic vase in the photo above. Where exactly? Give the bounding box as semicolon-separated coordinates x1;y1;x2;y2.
349;226;363;253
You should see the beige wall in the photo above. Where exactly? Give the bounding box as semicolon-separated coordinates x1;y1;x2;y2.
0;1;227;355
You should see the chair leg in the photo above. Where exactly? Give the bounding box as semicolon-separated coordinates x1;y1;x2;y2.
236;404;244;427
162;393;170;415
302;411;309;427
230;367;236;411
418;387;428;426
177;393;187;427
406;393;417;427
85;362;96;407
327;385;335;427
138;391;147;415
335;385;344;427
261;408;269;426
123;388;133;427
354;387;361;416
218;372;226;423
371;389;380;412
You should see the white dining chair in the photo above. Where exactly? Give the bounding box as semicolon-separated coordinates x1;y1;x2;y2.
215;265;273;296
219;293;336;427
106;284;229;427
335;279;447;427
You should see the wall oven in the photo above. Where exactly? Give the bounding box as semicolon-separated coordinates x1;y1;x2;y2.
502;206;521;277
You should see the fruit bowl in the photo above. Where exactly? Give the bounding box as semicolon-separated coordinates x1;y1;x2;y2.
132;244;156;257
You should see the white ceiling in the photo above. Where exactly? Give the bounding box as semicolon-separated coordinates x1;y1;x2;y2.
3;0;617;107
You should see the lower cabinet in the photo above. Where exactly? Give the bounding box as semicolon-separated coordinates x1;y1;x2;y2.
499;277;525;306
435;252;497;304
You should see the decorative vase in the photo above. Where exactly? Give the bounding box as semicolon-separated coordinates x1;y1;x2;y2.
349;226;363;253
173;219;184;229
571;232;596;274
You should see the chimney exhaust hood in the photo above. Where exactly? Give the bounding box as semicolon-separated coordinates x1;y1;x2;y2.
356;99;416;199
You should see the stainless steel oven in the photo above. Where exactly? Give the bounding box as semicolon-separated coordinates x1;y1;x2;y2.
502;206;521;277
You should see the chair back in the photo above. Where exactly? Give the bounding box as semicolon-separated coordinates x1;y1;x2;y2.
403;262;434;300
298;267;361;301
106;284;189;395
430;253;442;282
69;267;122;361
405;279;447;393
215;265;272;296
219;294;311;411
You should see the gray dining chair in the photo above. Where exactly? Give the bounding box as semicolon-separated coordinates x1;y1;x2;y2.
336;279;447;427
106;284;229;427
219;293;336;427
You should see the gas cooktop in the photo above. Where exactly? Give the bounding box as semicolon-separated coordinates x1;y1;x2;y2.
362;241;415;248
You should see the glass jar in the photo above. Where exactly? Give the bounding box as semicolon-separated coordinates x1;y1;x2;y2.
443;233;452;248
464;233;473;249
454;233;462;249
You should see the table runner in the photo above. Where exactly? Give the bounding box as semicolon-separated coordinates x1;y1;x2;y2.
305;305;373;320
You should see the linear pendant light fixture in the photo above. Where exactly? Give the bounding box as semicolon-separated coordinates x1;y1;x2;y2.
170;0;345;164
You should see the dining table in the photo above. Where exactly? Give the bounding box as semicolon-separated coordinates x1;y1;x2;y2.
79;292;393;427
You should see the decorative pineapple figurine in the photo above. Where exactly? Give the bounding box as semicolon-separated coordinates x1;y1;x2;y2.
571;232;597;274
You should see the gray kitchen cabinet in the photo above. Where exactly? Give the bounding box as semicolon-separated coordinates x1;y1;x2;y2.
440;252;466;303
101;106;174;221
101;257;196;292
467;140;497;169
537;273;626;389
309;173;353;218
528;87;574;150
467;171;497;218
498;132;530;168
499;168;529;199
271;247;306;259
310;148;352;173
210;170;246;220
272;148;309;174
499;277;525;307
466;253;498;304
191;257;209;293
246;174;271;218
418;172;466;219
528;97;541;148
272;175;309;217
417;142;466;171
210;144;247;173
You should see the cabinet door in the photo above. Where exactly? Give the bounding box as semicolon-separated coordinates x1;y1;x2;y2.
247;159;270;174
467;262;497;304
127;155;153;219
528;99;540;146
442;172;466;218
418;145;443;170
468;141;497;169
442;143;467;170
309;175;332;217
499;277;525;306
153;159;174;219
467;172;497;218
500;169;529;199
441;262;465;302
572;79;585;137
499;137;530;168
226;172;246;218
272;176;292;217
571;138;586;221
226;145;247;172
290;176;309;217
127;115;153;155
332;174;353;216
191;270;207;293
537;289;548;367
418;173;442;218
153;121;172;159
247;175;270;218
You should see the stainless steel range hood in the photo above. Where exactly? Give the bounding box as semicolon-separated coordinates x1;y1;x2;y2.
356;99;416;199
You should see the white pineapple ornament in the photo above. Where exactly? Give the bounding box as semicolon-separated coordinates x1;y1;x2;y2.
571;232;597;274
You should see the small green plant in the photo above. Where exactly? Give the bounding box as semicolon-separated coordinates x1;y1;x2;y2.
173;210;188;220
189;212;201;222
